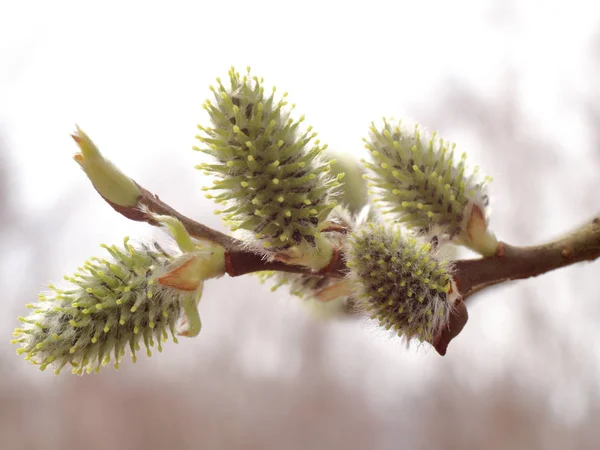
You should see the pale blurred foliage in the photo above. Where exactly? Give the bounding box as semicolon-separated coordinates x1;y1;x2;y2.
2;2;600;450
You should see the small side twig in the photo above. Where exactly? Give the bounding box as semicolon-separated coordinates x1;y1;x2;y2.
98;181;349;278
105;184;244;251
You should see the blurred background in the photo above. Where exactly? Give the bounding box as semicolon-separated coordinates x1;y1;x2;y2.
1;1;600;448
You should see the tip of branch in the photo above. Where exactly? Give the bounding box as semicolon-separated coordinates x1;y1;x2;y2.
432;299;468;356
70;127;141;208
71;126;102;160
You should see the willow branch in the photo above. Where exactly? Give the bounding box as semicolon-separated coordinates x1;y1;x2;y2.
91;174;600;356
101;179;600;292
98;182;322;275
75;121;599;296
454;217;600;300
70;122;600;360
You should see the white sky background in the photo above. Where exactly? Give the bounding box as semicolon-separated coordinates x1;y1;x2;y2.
1;0;600;435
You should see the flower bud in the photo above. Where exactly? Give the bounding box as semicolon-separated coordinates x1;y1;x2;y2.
327;150;368;215
363;119;497;255
346;223;462;345
195;67;341;259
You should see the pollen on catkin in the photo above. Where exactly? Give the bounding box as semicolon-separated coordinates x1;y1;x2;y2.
12;238;201;375
346;223;460;344
195;67;341;253
363;119;494;253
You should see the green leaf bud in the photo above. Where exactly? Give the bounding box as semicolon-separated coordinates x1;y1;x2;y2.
72;126;141;208
146;209;226;279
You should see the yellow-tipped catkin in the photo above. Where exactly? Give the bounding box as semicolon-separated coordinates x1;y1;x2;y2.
195;67;340;253
12;238;204;375
363;119;497;254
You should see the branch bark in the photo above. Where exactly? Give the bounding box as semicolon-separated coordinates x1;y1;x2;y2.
100;183;346;277
101;181;600;290
454;218;600;300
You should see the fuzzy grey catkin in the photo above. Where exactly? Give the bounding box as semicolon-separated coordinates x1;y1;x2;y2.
12;238;200;375
195;67;341;253
346;223;460;344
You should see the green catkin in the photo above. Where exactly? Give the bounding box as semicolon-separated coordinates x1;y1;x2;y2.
12;238;201;375
346;223;460;344
195;67;341;253
326;149;369;215
363;119;493;248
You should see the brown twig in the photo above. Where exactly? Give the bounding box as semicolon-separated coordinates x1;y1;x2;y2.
98;182;349;277
101;182;600;290
224;251;312;277
104;184;245;251
454;218;600;300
